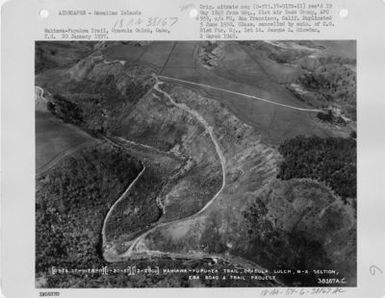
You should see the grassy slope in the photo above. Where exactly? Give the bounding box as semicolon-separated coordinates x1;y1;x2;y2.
35;41;96;74
313;40;356;59
161;42;343;144
242;41;357;121
36;54;223;252
94;41;353;144
130;85;356;287
36;111;95;172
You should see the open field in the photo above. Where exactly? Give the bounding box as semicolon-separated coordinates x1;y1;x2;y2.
163;42;197;69
95;41;355;143
159;76;338;144
111;41;353;144
313;40;356;59
36;111;95;174
35;41;96;73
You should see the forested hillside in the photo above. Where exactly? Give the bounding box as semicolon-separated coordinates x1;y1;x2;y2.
277;136;356;203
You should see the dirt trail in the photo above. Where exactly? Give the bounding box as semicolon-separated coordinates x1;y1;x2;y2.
37;142;95;176
37;81;279;283
159;75;322;112
106;77;227;259
35;86;95;175
35;86;47;101
101;164;146;245
154;81;227;216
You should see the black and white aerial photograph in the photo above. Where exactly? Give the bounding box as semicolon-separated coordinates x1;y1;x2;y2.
35;40;357;288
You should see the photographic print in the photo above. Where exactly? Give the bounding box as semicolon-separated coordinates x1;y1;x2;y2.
35;40;357;288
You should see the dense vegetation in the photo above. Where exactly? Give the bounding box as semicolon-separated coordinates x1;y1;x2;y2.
48;94;84;125
243;198;330;286
316;110;346;125
297;64;356;120
240;41;356;121
105;166;163;243
47;75;151;135
36;143;142;273
300;64;355;102
277;136;356;201
241;178;356;286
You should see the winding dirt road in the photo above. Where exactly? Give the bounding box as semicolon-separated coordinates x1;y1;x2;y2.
154;80;227;216
103;77;227;260
102;77;284;285
37;81;280;283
